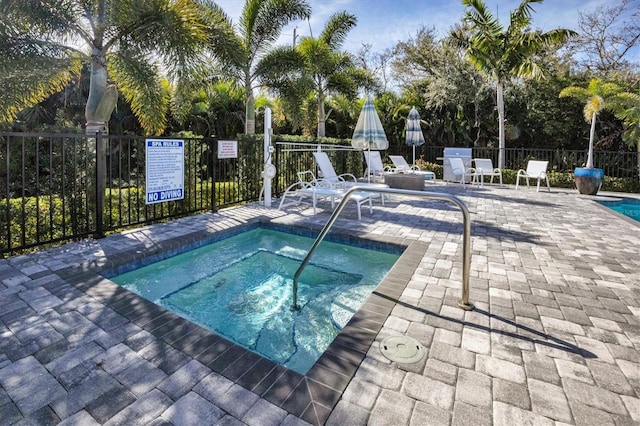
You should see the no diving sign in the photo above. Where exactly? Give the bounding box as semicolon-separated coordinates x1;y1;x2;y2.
145;139;184;204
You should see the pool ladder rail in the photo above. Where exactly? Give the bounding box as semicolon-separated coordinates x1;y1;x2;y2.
291;186;473;312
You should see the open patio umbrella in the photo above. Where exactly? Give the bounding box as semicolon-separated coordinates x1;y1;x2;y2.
352;95;388;182
405;106;425;165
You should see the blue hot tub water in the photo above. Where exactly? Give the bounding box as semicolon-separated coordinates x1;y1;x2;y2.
598;198;640;222
110;227;400;374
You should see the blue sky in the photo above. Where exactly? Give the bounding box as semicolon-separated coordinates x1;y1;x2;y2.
214;0;636;58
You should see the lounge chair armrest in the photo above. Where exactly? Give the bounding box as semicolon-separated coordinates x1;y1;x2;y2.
314;178;335;188
338;173;358;182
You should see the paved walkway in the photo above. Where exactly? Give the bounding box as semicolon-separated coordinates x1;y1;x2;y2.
1;182;639;425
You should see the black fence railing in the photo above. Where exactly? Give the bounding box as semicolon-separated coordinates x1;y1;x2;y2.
1;131;638;256
273;142;639;189
394;145;639;180
0;132;265;255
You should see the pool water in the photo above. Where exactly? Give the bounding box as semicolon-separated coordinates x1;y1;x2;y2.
598;198;640;222
110;227;400;374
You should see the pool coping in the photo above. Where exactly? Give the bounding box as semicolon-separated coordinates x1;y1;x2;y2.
52;217;426;425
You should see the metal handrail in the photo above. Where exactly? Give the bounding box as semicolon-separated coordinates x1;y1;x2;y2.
291;186;473;311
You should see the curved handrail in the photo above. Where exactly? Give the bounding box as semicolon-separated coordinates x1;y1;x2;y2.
291;186;473;311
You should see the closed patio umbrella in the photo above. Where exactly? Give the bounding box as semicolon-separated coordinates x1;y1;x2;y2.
352;95;388;182
405;106;425;166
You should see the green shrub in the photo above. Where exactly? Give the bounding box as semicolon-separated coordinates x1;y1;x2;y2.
103;181;240;228
0;195;91;254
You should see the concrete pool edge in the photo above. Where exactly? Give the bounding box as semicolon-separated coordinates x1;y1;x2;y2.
50;216;426;425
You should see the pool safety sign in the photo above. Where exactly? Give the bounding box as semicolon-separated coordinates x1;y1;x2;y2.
145;139;184;204
218;140;238;159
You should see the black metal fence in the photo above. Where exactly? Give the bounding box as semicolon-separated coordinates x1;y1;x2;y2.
0;132;264;255
397;145;639;180
1;131;638;256
273;142;640;192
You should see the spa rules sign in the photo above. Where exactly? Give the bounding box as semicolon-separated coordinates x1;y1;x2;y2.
145;139;184;204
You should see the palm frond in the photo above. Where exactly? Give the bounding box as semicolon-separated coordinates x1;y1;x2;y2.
109;54;171;135
200;2;245;68
170;56;231;123
0;30;82;122
254;46;305;84
612;92;640;148
113;0;210;78
1;0;90;43
245;0;310;58
584;95;605;121
320;11;357;50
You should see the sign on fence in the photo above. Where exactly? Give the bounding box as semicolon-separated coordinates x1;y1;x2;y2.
145;139;185;204
218;140;238;159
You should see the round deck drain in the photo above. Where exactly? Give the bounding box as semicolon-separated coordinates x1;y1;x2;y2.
380;336;425;364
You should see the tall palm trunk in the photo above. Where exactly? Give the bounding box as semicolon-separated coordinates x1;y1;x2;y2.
317;98;326;137
496;81;505;169
246;91;255;134
317;84;326;138
85;49;116;237
86;52;108;134
85;50;118;135
587;111;597;168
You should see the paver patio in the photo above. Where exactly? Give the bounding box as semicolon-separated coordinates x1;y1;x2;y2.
1;182;639;425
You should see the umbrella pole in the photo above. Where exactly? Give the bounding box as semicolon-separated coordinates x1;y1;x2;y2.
367;148;371;183
413;145;416;167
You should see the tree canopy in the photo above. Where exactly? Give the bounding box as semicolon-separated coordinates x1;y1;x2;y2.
0;0;235;134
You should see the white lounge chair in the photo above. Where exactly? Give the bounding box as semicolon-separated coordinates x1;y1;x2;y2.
313;151;389;193
472;158;503;187
516;160;551;192
445;157;475;188
312;151;359;187
278;171;382;220
388;155;436;182
363;151;394;181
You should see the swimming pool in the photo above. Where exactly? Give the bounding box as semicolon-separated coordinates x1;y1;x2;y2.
597;198;640;222
110;226;400;374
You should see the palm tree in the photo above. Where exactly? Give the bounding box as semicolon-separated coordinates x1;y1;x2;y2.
0;0;232;135
261;11;378;137
451;0;575;169
219;0;311;135
610;91;640;181
559;78;624;168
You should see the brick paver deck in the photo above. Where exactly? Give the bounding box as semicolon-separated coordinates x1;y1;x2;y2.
1;183;639;425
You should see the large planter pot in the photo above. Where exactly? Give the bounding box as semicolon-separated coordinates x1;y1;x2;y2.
574;167;604;195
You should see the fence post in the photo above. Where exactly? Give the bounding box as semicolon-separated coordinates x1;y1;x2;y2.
94;131;105;238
